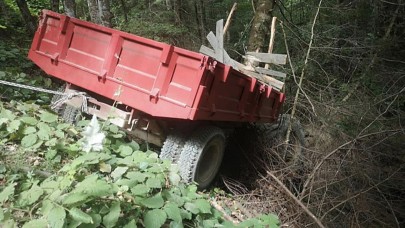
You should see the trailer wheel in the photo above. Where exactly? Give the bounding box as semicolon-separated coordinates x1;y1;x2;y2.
62;104;81;124
178;126;225;189
159;133;185;163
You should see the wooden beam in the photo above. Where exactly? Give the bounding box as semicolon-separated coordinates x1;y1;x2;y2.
216;19;224;62
240;69;284;91
255;67;286;78
246;52;287;65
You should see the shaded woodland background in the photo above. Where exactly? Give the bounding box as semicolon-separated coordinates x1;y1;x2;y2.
1;0;404;227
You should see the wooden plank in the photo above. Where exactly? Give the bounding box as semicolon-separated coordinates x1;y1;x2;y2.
207;32;219;52
216;19;224;62
246;52;287;65
199;45;218;59
255;67;286;78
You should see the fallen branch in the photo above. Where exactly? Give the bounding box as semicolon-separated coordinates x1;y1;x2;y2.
210;199;239;224
266;171;326;228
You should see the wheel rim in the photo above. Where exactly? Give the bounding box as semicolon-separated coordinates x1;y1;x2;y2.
195;135;225;185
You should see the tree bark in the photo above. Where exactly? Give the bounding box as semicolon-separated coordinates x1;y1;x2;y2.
87;0;101;24
247;0;276;52
194;0;206;43
119;0;128;22
51;0;59;12
98;0;112;27
64;0;76;17
16;0;37;36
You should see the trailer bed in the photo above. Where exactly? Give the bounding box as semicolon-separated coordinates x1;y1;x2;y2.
29;10;284;122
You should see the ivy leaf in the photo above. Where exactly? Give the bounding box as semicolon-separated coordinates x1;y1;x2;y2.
0;183;15;204
21;134;38;148
140;193;164;209
194;199;211;214
102;201;121;228
39;111;58;123
69;207;93;224
144;209;167;228
17;184;44;207
47;205;66;228
21;219;47;228
111;166;128;181
164;202;182;223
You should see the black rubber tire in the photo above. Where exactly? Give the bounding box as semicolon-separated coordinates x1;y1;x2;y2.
50;85;67;114
62;104;81;124
255;114;306;165
178;126;225;189
159;133;186;163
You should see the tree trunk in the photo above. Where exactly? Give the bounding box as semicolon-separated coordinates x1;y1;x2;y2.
64;0;76;17
247;0;275;52
173;0;182;22
194;0;206;43
119;0;128;22
98;0;112;27
87;0;100;23
51;0;59;12
16;0;37;36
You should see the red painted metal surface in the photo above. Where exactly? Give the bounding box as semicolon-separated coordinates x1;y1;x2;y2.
29;10;285;122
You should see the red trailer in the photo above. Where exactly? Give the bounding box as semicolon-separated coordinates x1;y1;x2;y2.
29;10;285;188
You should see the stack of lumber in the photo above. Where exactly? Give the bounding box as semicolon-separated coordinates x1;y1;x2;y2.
199;19;286;91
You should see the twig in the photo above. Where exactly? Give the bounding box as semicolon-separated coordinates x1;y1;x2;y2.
285;0;322;144
266;171;326;228
210;199;239;224
264;17;277;69
320;167;402;220
300;129;403;198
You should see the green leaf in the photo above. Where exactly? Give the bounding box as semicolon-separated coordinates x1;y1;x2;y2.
194;199;211;214
126;171;147;182
111;166;128;181
37;129;50;140
21;219;47;228
40;111;58;123
184;202;199;214
62;192;88;206
259;214;279;227
131;184;150;196
21;134;38;148
118;145;133;157
7;119;21;133
17;184;44;207
0;183;15;204
20;117;38;125
169;221;184;228
47;205;66;228
123;219;136;228
23;126;37;135
146;177;163;189
144;209;167;228
164;202;182;223
69;207;93;224
102;201;121;228
141;193;164;209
